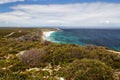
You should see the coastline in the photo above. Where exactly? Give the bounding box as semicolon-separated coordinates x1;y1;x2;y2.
42;31;56;41
41;28;120;51
42;28;61;42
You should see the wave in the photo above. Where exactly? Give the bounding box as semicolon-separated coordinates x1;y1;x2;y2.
42;31;56;41
42;30;64;43
42;29;120;50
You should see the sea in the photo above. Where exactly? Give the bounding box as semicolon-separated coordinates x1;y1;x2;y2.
46;29;120;50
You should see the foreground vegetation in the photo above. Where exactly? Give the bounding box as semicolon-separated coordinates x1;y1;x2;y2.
0;28;120;80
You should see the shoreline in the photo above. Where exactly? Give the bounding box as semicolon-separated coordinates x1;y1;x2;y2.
42;28;61;42
41;28;120;52
42;31;56;41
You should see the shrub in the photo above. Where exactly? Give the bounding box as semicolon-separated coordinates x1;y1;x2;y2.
9;61;29;72
86;44;97;50
59;59;114;80
17;48;47;67
0;69;29;80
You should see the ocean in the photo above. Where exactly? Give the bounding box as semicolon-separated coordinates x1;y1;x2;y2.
47;29;120;50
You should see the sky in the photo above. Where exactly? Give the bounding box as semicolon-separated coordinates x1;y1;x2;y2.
0;0;120;28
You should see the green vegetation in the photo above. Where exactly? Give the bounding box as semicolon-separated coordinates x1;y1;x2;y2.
0;28;120;80
17;48;47;67
0;28;30;38
58;59;114;80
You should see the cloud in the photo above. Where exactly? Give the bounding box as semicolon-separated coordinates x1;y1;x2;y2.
0;2;120;28
0;0;24;4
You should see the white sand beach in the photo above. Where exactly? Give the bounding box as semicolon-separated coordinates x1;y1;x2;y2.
42;31;55;41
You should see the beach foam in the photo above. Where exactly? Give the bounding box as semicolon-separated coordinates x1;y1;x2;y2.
42;31;55;41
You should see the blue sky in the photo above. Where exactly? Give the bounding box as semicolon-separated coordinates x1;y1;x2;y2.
1;0;120;12
0;0;120;28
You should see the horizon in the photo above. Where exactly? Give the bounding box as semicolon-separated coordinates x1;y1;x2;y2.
0;0;120;28
1;26;120;29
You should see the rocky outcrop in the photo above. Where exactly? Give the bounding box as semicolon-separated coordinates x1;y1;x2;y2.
16;31;42;42
17;35;41;41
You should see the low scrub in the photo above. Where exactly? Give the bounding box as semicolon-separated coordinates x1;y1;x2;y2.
59;59;114;80
17;48;47;67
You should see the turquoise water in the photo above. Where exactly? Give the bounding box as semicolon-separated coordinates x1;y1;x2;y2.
47;29;120;50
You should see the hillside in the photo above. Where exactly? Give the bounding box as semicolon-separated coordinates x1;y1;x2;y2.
0;28;120;80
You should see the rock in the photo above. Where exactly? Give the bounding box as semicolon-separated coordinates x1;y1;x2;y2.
17;31;42;42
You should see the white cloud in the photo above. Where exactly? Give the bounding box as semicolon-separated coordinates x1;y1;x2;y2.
0;2;120;28
0;0;24;4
